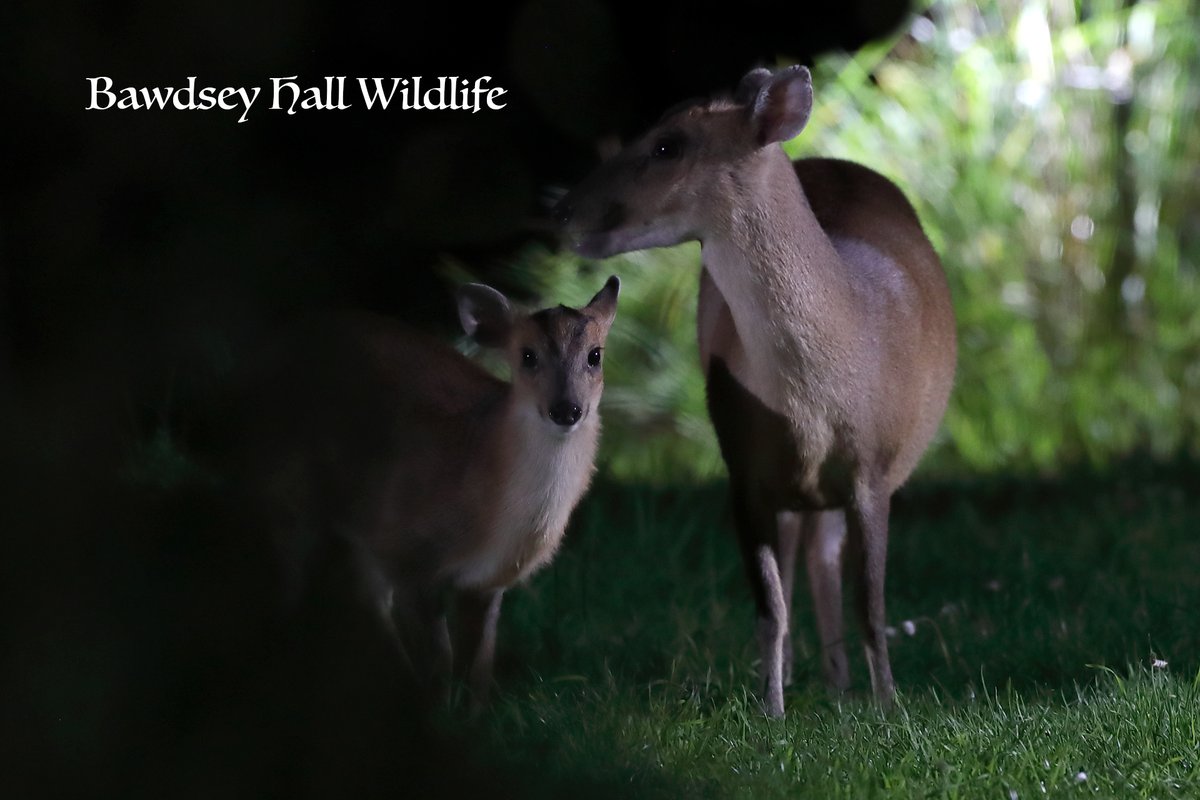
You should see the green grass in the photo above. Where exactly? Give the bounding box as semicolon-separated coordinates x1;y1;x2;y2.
469;460;1200;797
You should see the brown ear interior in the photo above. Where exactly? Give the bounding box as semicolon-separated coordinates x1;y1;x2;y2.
751;66;813;145
457;284;513;347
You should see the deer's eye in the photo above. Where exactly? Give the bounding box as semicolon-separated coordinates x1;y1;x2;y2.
522;348;538;370
587;347;602;368
650;133;685;160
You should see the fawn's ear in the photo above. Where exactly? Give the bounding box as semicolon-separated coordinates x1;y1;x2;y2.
457;283;513;347
586;275;621;334
746;65;813;146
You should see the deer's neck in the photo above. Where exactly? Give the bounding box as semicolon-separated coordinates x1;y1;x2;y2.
454;396;599;591
701;148;855;409
499;400;600;513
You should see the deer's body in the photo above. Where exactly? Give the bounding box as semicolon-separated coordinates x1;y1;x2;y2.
699;156;955;505
231;279;619;705
557;68;955;715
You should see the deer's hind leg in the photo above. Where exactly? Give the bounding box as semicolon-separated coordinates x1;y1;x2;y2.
803;509;850;695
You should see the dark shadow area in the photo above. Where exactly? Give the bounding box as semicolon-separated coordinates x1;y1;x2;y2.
5;0;915;418
0;416;686;798
6;2;924;795
884;453;1200;697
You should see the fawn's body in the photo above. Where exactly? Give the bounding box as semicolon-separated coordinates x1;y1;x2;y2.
232;279;619;705
557;67;955;716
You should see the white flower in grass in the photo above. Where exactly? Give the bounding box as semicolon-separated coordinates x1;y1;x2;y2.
902;619;916;636
1009;790;1019;800
1152;658;1168;670
1075;771;1088;783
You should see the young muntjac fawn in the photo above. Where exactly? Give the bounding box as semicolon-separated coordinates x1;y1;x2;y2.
234;277;620;706
556;66;956;716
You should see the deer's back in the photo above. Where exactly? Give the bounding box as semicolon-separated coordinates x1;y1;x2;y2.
226;312;505;581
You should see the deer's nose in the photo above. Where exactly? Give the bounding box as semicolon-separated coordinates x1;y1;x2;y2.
548;401;582;427
599;202;625;232
553;200;574;227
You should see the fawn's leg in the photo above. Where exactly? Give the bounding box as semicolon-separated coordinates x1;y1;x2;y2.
454;589;504;712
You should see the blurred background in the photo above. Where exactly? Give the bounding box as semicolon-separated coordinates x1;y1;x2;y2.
2;0;915;484
4;0;1199;796
7;0;1197;486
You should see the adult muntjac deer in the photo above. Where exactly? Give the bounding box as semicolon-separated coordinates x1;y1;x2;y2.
230;277;620;707
556;66;955;716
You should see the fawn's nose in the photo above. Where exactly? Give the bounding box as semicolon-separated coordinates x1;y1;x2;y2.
548;401;582;428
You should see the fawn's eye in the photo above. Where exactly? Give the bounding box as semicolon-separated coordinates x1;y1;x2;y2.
650;133;685;160
522;348;538;370
587;347;602;368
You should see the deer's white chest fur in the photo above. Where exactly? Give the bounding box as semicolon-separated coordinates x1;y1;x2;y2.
704;240;846;400
702;232;866;477
452;408;598;591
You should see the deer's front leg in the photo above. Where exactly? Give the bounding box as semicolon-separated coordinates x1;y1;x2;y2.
848;486;894;708
733;490;788;718
387;579;452;705
454;588;504;711
776;511;801;687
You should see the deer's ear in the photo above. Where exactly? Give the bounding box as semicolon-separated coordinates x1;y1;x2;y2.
735;67;772;104
586;275;620;332
748;65;813;146
457;284;513;347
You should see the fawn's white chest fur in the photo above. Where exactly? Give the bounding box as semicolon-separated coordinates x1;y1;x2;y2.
451;404;599;591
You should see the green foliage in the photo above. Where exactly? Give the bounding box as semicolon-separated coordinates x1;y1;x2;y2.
799;0;1200;476
487;0;1200;483
481;463;1200;796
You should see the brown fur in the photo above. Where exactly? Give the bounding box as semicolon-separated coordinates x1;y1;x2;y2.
228;279;619;708
557;67;955;716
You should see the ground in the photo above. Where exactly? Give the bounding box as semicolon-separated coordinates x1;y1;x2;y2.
477;458;1200;797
